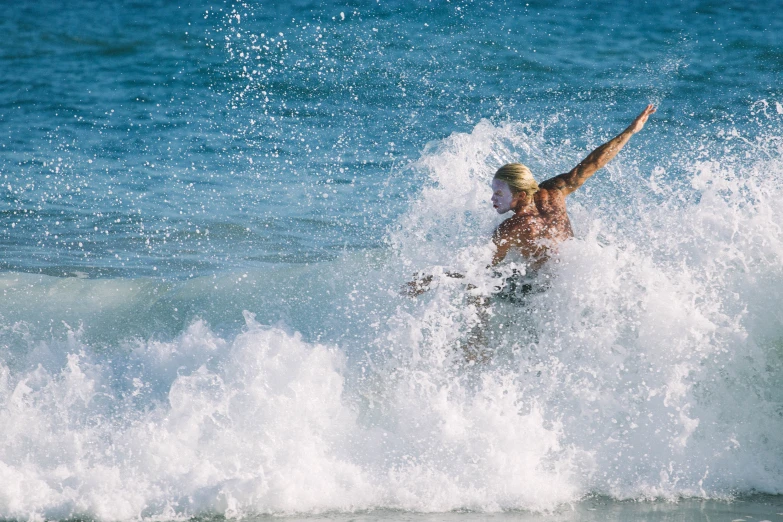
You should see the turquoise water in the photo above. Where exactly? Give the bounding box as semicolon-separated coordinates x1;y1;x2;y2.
4;0;780;277
1;1;782;520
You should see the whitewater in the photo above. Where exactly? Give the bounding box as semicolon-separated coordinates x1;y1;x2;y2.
2;1;783;520
2;117;782;519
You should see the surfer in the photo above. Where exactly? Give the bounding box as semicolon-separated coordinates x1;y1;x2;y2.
490;104;656;269
406;104;656;298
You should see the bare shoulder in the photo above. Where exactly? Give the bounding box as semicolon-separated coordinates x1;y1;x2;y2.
538;174;569;191
495;210;540;239
534;186;567;213
493;213;527;240
493;215;517;239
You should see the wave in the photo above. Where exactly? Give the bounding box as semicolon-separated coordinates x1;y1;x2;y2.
1;116;783;519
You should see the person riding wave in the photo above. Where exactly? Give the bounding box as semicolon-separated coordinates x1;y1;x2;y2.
406;104;656;298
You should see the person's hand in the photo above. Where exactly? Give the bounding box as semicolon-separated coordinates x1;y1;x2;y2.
400;271;464;297
628;104;656;134
401;274;433;297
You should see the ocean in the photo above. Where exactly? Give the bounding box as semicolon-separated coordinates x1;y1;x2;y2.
1;0;782;520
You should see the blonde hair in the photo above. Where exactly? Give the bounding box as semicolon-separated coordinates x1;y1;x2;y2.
493;163;539;198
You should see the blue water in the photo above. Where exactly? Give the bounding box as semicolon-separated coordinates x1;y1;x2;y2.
1;1;782;520
4;0;780;277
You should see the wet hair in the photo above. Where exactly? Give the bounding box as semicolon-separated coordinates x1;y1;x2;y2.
493;163;539;198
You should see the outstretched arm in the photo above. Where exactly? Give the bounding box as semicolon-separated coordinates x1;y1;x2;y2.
540;105;656;196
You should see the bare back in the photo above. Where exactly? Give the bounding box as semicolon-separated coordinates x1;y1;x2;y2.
491;105;657;268
404;106;655;298
491;186;573;268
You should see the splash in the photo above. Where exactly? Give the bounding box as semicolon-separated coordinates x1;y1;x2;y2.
1;116;783;520
0;314;576;520
385;114;783;501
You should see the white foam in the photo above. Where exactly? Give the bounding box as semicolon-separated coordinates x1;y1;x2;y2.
1;118;783;519
385;116;783;502
0;313;580;519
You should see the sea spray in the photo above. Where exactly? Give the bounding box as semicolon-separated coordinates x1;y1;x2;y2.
1;118;782;519
0;313;577;519
0;317;372;519
388;116;783;499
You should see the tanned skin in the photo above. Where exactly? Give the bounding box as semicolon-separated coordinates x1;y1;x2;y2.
491;104;656;268
404;105;656;297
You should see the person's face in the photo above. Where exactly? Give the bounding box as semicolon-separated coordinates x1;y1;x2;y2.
491;178;519;214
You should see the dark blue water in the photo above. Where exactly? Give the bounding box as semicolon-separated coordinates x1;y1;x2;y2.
3;0;780;277
1;1;782;520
